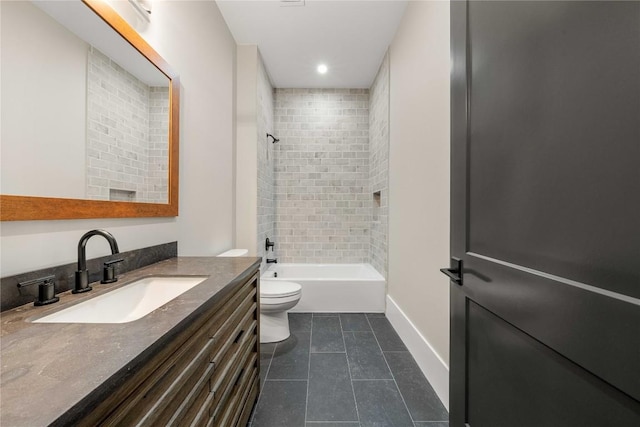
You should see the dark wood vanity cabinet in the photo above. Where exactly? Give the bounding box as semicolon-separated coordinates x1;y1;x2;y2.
79;273;260;427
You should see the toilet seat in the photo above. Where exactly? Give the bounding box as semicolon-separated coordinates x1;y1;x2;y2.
260;280;301;298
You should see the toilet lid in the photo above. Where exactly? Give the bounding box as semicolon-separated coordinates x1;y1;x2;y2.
261;280;301;298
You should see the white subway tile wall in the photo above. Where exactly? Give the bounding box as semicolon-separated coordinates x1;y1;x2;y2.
257;54;276;270
273;88;371;264
147;87;170;202
369;53;389;278
86;47;168;204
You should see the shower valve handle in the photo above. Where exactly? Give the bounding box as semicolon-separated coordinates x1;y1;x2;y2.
265;238;275;251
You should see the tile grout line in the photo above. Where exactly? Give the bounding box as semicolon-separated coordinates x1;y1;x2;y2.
413;423;450;425
262;345;276;391
310;351;347;354
339;315;361;425
250;343;276;425
305;314;314;426
254;314;443;427
366;314;416;425
412;422;450;424
305;423;362;425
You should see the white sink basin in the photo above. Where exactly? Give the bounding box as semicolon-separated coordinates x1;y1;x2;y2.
33;276;208;324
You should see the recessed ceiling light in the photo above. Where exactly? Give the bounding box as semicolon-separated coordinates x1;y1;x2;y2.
280;0;305;7
317;64;328;74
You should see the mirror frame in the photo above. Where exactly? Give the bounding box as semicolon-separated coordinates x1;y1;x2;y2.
0;0;179;221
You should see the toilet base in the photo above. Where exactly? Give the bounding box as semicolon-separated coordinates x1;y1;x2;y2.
260;311;291;343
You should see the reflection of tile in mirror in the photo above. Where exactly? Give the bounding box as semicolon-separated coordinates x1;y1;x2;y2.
2;1;172;204
109;189;136;202
86;47;169;204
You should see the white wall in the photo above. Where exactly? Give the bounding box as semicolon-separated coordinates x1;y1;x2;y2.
388;0;450;390
256;51;275;271
234;46;276;267
1;1;87;199
369;53;390;278
235;45;259;256
124;1;237;256
0;0;237;276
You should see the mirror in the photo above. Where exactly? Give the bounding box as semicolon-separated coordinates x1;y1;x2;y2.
0;0;179;220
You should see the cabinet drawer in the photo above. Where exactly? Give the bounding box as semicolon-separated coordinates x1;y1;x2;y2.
84;274;258;427
187;317;257;426
167;299;257;426
210;319;257;418
134;334;218;426
210;284;257;363
236;374;260;427
215;353;259;427
99;274;258;427
210;345;257;426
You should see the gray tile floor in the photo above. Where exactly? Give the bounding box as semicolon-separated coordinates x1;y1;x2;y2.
249;313;448;427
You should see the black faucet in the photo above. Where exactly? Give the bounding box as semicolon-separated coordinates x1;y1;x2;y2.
266;258;278;264
74;229;120;294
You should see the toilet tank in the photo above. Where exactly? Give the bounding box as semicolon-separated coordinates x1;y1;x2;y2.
217;249;249;257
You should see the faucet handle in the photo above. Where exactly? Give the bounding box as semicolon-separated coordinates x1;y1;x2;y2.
101;258;124;284
17;275;60;306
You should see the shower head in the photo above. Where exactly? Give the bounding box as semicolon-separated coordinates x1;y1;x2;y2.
267;133;279;143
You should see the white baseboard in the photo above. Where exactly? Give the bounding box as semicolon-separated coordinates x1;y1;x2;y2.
385;295;449;410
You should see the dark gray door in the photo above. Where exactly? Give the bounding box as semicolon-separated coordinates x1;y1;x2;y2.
448;1;640;426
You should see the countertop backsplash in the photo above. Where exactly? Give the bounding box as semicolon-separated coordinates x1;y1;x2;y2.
0;241;177;312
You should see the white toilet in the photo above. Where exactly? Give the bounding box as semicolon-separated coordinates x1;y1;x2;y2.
259;279;301;343
217;249;302;343
217;249;250;257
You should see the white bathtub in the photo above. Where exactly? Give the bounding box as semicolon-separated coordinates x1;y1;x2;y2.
261;263;385;313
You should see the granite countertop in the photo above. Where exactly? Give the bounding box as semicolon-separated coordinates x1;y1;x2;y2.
0;256;261;426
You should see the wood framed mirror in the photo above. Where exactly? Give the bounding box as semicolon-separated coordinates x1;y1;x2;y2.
0;0;179;221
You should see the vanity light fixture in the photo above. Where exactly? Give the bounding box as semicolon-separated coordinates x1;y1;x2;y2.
129;0;152;21
317;64;328;74
280;0;305;7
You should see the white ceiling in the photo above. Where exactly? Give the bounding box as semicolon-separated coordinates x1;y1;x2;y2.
216;0;408;88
